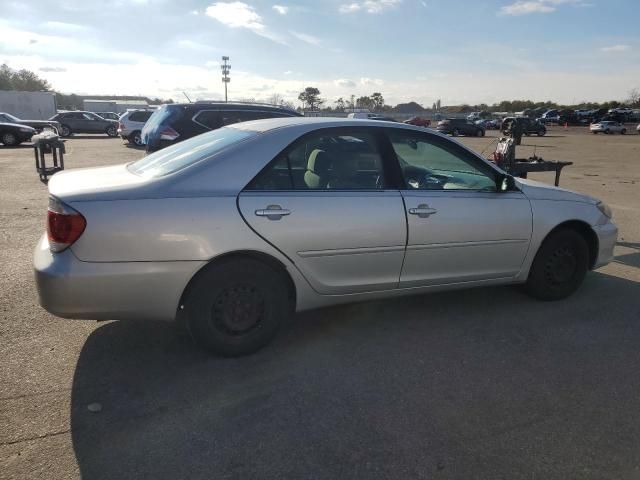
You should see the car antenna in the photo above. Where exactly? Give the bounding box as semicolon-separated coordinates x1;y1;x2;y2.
182;91;193;103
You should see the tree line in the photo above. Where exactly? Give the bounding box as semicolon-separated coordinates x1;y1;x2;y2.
2;65;638;113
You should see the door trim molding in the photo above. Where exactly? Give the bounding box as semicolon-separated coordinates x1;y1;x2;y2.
298;245;406;258
407;238;528;251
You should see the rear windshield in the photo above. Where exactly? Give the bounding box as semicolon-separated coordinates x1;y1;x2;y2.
128;127;257;178
143;104;181;131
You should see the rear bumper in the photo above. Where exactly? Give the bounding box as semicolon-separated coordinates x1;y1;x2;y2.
33;235;205;322
593;221;618;269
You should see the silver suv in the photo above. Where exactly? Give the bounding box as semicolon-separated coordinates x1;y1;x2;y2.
117;110;154;146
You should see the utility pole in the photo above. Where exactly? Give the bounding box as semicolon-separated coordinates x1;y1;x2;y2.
221;56;231;102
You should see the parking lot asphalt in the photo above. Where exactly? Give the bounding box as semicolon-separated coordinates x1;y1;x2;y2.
1;127;639;479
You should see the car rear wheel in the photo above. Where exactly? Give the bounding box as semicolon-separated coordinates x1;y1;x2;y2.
537;130;546;136
476;129;484;137
59;125;72;137
128;131;143;146
106;125;118;137
621;129;626;135
184;258;291;356
452;128;459;136
525;229;589;301
605;129;611;134
1;132;19;146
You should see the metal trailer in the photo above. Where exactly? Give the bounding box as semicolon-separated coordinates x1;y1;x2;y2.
0;90;57;120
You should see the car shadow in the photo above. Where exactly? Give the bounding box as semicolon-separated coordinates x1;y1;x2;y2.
70;271;640;479
65;135;117;140
614;241;640;268
1;144;34;149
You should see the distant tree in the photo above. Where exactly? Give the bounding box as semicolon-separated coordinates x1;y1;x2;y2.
356;95;373;109
0;64;51;91
436;99;441;110
266;93;284;105
627;88;640;107
298;87;324;110
334;97;346;111
280;100;295;110
371;92;385;111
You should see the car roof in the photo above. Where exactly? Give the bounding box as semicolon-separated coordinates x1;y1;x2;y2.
230;116;428;133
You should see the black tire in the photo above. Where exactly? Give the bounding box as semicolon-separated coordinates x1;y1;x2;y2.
592;131;598;134
106;125;118;137
59;124;72;137
605;129;610;134
621;129;626;135
184;258;291;356
1;132;19;146
476;129;484;137
537;130;546;137
128;130;143;146
452;128;459;137
525;229;589;301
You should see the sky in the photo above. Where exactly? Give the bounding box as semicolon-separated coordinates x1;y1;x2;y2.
1;0;639;107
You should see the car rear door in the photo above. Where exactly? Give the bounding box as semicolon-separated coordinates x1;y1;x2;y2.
385;129;532;287
238;127;407;295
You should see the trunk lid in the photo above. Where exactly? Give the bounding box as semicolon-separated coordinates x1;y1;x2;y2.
48;163;149;202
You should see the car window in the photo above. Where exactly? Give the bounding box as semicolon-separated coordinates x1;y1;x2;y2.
193;110;223;130
128;126;256;177
82;113;97;120
128;111;152;122
247;129;386;191
388;131;497;191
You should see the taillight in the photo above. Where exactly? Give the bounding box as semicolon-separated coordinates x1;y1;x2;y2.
118;122;124;129
159;126;179;141
47;197;86;253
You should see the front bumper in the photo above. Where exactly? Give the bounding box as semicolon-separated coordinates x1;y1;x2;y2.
593;221;618;269
34;235;205;322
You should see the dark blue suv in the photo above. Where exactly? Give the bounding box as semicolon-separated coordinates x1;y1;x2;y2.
141;102;302;152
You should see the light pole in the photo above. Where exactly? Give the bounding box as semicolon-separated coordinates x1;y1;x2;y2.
221;56;231;102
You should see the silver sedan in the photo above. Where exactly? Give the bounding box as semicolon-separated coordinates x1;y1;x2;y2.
34;118;618;356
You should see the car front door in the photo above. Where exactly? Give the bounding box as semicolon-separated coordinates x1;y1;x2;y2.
386;129;532;287
238;127;407;294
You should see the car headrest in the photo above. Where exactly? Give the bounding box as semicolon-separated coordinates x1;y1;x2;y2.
307;149;332;175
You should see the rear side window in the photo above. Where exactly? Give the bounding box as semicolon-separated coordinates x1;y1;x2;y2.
247;129;386;191
128;111;152;122
193;110;222;129
128;127;256;177
144;105;183;132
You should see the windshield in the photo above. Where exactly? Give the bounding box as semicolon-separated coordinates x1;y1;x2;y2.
128;127;257;178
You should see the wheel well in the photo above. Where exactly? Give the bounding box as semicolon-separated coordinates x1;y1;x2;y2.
177;251;297;318
546;220;598;269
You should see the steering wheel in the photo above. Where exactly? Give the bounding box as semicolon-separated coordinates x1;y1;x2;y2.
403;165;446;190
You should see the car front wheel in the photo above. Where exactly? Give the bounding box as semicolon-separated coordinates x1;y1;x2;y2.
106;125;118;137
537;130;546;136
184;258;291;356
621;129;626;135
128;131;143;146
525;229;589;301
452;129;459;136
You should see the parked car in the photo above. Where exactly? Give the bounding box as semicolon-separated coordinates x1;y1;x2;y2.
540;110;560;124
404;116;431;127
34;117;618;356
475;119;499;130
50;111;119;137
117;110;154;146
95;112;120;121
501;117;546;136
0;112;60;134
141;102;302;152
436;118;485;136
590;121;627;134
0;122;36;146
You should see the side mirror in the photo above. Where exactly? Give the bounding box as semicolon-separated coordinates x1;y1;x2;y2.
496;173;515;192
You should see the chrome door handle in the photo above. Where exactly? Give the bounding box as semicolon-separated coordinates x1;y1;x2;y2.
408;204;437;218
255;205;291;220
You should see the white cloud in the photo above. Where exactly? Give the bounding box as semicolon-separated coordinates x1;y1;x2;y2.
283;70;293;75
339;0;401;14
499;0;585;16
360;77;384;86
205;2;287;44
272;4;288;14
334;78;356;88
290;31;321;46
599;44;631;53
42;21;88;31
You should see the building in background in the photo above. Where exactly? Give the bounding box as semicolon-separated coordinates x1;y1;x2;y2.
83;99;150;114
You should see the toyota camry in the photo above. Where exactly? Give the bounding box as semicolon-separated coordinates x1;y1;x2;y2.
34;118;618;356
